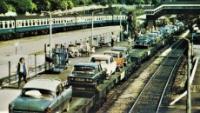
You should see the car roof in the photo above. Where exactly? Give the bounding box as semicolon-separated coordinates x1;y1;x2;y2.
111;46;127;51
74;62;98;67
91;54;112;59
23;79;61;92
104;51;120;54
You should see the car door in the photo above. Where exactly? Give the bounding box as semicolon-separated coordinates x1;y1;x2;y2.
110;57;116;72
48;85;63;112
60;85;72;111
98;64;106;80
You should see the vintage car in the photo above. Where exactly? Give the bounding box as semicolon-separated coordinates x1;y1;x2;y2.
68;63;106;87
104;51;125;68
68;44;80;58
111;46;129;61
9;79;72;113
90;54;117;77
146;33;161;45
134;35;153;48
51;44;69;73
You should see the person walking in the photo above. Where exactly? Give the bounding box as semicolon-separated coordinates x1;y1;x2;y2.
17;57;28;88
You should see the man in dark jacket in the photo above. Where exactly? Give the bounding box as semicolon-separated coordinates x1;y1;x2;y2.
17;57;28;88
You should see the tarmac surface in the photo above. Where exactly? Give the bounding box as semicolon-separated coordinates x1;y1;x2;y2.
0;26;120;79
0;26;125;112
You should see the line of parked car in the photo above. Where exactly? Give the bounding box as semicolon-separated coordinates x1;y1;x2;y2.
8;21;185;113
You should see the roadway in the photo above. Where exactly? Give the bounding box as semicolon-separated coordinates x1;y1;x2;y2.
0;26;120;79
0;26;121;112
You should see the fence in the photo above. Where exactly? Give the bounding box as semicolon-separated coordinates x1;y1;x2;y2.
0;54;45;87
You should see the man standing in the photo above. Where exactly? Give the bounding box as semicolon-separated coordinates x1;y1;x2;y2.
111;38;115;47
17;57;28;88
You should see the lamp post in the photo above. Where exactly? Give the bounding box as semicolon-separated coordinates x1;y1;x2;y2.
14;42;19;55
120;11;122;41
191;33;195;57
91;11;94;45
185;38;191;113
42;11;53;50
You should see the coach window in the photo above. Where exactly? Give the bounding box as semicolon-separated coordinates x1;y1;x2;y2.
5;21;8;28
25;21;28;26
20;20;24;27
32;20;35;26
9;21;13;28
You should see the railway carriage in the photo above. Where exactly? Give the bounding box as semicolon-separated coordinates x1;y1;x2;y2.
0;15;126;40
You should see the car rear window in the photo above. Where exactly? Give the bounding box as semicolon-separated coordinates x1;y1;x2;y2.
74;66;95;72
90;57;109;64
22;89;54;100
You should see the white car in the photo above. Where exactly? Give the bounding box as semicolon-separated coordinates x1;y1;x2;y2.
90;54;117;77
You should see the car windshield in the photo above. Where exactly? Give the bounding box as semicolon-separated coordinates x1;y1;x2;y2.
112;46;127;51
104;53;118;58
91;57;109;64
73;65;95;73
148;34;156;37
22;89;54;100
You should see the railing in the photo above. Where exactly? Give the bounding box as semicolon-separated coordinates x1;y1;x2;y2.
0;54;46;87
145;4;200;15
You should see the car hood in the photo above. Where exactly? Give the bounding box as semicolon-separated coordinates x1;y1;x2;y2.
12;96;52;111
100;63;109;69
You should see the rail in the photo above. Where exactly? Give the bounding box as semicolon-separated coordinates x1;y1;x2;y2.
128;40;187;113
169;57;199;105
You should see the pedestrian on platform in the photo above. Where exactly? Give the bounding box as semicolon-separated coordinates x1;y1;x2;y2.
111;38;115;47
17;57;28;88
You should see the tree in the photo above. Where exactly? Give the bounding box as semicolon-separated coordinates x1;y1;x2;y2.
135;0;145;4
152;0;160;5
67;0;74;9
0;0;8;13
8;0;37;14
49;0;74;11
33;0;51;12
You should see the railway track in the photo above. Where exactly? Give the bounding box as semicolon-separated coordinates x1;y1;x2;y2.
128;40;187;113
96;41;173;113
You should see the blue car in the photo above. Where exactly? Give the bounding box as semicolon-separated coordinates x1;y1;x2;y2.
9;78;72;113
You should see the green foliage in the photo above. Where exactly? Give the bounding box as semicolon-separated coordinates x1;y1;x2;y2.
49;0;74;11
135;0;145;4
0;0;159;14
0;0;8;13
7;0;37;14
152;0;160;5
67;0;74;9
33;0;51;12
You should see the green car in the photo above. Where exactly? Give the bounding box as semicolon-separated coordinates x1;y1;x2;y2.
68;63;107;87
9;78;72;113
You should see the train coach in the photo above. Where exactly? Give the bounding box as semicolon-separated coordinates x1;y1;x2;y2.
0;15;126;40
